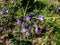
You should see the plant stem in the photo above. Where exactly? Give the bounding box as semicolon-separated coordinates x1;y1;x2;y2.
24;0;30;16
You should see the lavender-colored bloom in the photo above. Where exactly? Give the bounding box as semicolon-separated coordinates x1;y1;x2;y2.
35;27;38;34
27;29;30;33
39;16;44;21
21;27;26;33
34;23;39;33
37;16;44;22
35;27;42;34
34;22;42;34
16;17;24;25
26;16;30;21
16;19;21;25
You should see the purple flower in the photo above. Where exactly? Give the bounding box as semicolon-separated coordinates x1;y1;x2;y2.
38;16;44;22
16;17;24;25
35;27;43;34
34;23;39;33
16;19;21;25
34;22;42;34
26;16;30;22
21;27;26;33
35;27;38;34
36;16;44;22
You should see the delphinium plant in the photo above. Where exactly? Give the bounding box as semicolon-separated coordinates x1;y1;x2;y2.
0;0;60;45
9;14;59;45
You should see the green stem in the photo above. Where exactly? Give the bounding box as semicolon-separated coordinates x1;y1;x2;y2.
24;0;30;16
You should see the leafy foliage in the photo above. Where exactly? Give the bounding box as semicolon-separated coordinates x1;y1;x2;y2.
0;0;60;45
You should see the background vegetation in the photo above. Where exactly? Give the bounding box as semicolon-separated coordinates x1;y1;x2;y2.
0;0;60;45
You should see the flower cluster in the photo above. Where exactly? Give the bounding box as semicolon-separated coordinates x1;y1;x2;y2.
16;14;44;25
16;14;45;39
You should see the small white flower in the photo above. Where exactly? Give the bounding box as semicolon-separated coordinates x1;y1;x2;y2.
26;31;30;36
6;10;9;13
